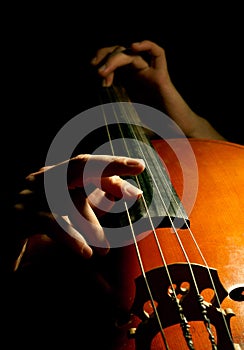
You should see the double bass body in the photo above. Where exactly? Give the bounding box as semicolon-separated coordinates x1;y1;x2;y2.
102;138;244;349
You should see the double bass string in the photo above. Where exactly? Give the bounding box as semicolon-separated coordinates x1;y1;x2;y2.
98;85;234;348
115;97;222;349
113;94;234;348
124;200;170;350
99;88;195;349
115;97;234;346
99;94;172;349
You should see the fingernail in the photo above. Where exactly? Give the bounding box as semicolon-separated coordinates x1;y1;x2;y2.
98;64;107;72
126;158;145;167
124;184;143;197
81;246;93;259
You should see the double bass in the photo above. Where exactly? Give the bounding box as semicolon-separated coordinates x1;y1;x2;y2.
11;83;243;349
70;83;243;349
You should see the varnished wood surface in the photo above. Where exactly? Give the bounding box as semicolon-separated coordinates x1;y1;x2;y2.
113;138;244;349
151;138;244;348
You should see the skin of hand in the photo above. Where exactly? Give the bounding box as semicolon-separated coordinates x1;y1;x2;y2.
7;154;145;271
90;40;170;89
91;40;225;140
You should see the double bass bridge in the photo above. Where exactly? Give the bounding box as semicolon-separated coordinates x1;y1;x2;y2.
128;263;236;349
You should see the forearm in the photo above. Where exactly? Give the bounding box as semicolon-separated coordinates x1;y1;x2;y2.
157;80;226;140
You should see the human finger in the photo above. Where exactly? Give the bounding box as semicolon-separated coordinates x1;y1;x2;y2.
98;52;147;86
12;203;94;260
130;40;167;70
91;45;148;87
87;188;115;217
68;189;110;255
43;212;94;258
68;154;145;189
86;176;143;220
90;45;123;66
27;155;144;189
100;175;142;199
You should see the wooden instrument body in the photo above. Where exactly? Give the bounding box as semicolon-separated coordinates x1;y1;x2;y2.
100;138;244;349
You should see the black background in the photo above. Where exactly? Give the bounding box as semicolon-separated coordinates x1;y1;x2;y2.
3;2;244;201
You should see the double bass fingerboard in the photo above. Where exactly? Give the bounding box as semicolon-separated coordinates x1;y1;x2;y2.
96;84;189;244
